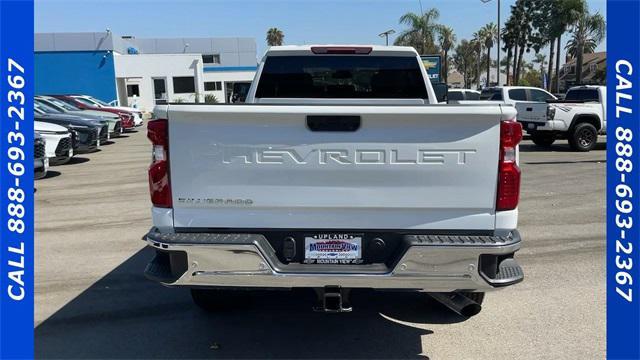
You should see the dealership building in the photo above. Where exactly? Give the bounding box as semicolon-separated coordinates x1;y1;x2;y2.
35;32;258;111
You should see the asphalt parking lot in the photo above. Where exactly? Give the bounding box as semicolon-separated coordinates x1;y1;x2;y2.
34;127;606;359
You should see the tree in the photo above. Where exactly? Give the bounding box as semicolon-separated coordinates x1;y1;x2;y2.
565;9;605;85
452;39;477;88
504;0;536;85
502;20;517;85
479;23;498;87
394;8;442;54
471;32;484;88
533;53;547;75
438;26;456;83
519;68;543;88
593;67;606;84
550;0;586;91
532;0;558;91
266;28;284;46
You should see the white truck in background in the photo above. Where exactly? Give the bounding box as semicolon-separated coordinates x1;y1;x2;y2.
144;45;524;316
519;85;606;151
476;86;556;125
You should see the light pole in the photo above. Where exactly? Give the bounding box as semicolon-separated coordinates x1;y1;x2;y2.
378;29;396;46
481;0;501;85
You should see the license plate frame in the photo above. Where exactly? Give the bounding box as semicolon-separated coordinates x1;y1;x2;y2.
304;233;363;264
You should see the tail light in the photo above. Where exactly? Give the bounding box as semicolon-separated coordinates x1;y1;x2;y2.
147;119;172;208
119;113;134;128
496;120;522;211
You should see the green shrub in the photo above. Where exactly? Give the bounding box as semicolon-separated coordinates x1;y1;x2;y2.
204;94;219;104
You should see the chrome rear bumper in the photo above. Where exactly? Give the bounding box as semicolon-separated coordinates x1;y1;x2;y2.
144;229;523;292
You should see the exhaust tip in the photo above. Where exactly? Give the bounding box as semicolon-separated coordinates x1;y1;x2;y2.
428;292;483;318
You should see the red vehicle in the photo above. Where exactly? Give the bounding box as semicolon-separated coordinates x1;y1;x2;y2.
51;95;135;130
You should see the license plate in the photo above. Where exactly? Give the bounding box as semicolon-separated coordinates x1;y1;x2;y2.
68;148;73;157
44;157;49;171
97;139;101;147
107;133;111;140
304;234;362;264
528;123;535;129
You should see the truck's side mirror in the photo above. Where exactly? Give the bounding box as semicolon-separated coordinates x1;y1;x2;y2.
432;83;448;103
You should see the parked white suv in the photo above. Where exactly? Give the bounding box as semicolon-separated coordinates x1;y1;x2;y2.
144;45;524;315
520;85;606;151
35;121;73;165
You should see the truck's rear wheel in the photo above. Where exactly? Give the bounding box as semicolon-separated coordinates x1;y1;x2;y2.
569;123;598;152
531;133;555;147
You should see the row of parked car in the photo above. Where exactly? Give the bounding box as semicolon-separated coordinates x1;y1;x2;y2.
34;94;145;179
448;85;607;152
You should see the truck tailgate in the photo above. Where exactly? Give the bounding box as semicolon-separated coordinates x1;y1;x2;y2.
515;102;548;123
166;104;511;230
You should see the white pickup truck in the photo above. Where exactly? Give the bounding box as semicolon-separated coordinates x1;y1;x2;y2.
519;85;606;151
475;86;556;125
144;45;524;316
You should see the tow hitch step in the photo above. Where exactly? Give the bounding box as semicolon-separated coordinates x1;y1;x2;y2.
314;286;352;313
482;258;524;287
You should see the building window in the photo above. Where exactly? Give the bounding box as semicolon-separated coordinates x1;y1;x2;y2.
126;84;140;97
202;54;221;64
204;81;222;91
173;76;196;94
589;63;598;72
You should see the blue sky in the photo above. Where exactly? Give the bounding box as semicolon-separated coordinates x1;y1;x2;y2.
35;0;606;62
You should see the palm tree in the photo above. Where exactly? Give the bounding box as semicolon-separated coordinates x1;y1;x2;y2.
394;8;442;54
565;10;605;85
550;0;586;91
479;23;498;87
438;26;456;84
532;0;559;91
502;20;517;85
266;28;284;46
471;32;484;89
533;53;547;73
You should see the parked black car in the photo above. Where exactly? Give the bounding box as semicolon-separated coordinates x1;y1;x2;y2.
35;96;123;138
34;133;48;180
34;114;105;154
35;102;109;148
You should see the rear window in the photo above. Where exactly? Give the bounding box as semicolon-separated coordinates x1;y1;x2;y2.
480;89;503;101
508;89;527;101
465;91;480;100
529;89;555;102
565;88;600;102
255;55;428;99
448;91;464;101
